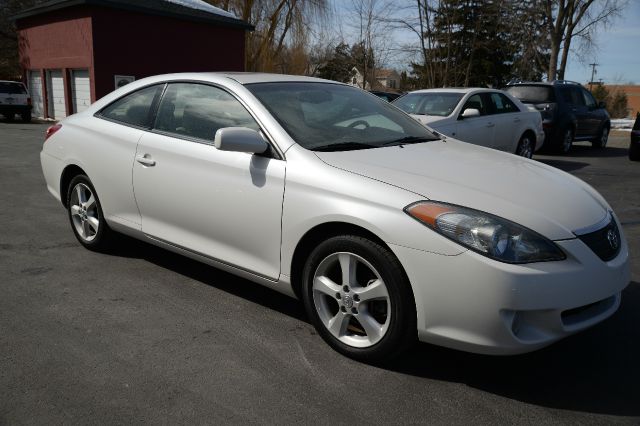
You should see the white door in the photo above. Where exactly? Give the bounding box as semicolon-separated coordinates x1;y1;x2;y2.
71;70;90;114
28;71;44;118
133;82;286;279
46;70;66;119
454;94;495;147
488;92;523;152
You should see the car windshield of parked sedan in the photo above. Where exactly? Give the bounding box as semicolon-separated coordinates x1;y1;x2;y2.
246;82;439;151
392;92;463;117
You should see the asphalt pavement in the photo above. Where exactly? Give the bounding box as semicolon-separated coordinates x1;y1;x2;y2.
1;122;639;425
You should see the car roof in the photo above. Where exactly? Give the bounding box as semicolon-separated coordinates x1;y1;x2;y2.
407;88;496;94
208;72;336;85
0;80;24;84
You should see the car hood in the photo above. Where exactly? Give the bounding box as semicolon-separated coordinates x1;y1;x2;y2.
315;140;607;240
409;114;446;126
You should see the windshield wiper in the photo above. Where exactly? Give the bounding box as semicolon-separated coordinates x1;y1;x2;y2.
313;142;378;152
382;135;438;146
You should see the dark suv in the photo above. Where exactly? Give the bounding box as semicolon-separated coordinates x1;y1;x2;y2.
630;112;640;161
505;81;610;154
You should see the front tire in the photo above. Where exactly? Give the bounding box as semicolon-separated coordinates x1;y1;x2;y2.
301;235;416;362
592;125;609;149
66;175;114;251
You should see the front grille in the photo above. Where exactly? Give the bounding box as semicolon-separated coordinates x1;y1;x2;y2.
577;217;621;261
561;295;616;327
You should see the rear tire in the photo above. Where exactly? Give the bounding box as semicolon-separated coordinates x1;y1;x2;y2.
21;111;31;123
301;235;417;362
557;127;573;154
630;143;640;161
515;133;534;159
66;175;114;251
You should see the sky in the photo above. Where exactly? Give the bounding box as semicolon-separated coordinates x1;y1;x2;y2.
324;0;640;85
564;1;640;85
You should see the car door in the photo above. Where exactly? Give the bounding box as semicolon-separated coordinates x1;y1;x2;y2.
487;92;524;152
580;87;600;136
132;82;286;280
559;86;589;137
454;93;496;148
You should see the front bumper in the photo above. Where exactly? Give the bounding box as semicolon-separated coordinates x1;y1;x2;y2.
0;104;31;114
390;224;630;355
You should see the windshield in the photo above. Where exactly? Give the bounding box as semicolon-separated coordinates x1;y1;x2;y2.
0;82;27;95
246;82;438;151
392;92;463;117
505;85;555;103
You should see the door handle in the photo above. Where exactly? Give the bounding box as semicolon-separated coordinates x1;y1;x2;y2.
136;154;156;167
486;122;495;128
513;118;521;123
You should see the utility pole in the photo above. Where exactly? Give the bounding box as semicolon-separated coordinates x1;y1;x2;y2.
589;63;599;91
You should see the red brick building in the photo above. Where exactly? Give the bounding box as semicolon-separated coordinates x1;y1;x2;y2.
13;0;252;119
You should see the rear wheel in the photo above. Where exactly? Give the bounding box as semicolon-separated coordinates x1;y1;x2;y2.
302;235;416;362
66;175;114;251
515;133;534;158
630;143;640;161
592;125;609;149
558;127;573;154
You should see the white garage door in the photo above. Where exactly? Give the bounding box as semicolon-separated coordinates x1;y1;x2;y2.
71;70;90;114
28;71;44;118
46;70;66;119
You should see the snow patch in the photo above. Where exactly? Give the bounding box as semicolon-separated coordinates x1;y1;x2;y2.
611;119;635;129
163;0;237;19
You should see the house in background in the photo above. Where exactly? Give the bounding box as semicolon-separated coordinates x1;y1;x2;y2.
13;0;252;120
349;67;401;92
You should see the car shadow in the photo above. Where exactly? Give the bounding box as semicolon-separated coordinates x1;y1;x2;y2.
106;235;640;416
389;280;640;417
104;235;307;322
536;158;590;172
562;144;628;158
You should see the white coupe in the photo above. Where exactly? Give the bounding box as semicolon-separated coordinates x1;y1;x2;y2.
40;73;629;361
393;88;545;158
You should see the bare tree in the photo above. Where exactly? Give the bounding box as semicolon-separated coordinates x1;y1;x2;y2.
544;0;627;80
348;0;396;89
208;0;328;72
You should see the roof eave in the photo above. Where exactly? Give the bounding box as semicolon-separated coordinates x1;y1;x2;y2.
11;0;254;31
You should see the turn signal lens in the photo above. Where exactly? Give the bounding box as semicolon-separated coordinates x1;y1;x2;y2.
405;201;566;264
45;124;62;141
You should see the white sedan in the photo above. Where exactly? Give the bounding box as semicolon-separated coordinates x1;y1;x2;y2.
393;88;545;158
40;73;629;361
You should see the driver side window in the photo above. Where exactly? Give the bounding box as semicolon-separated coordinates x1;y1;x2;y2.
461;94;487;116
153;83;259;142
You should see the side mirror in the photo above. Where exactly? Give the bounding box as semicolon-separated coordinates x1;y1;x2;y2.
460;108;480;119
598;101;606;109
214;127;268;154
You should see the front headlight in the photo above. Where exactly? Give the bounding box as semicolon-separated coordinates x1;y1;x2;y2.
405;201;566;263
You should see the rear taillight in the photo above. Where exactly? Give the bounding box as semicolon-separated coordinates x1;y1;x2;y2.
27;97;32;106
45;124;62;141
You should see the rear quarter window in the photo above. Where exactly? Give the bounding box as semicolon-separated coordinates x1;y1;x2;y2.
98;85;162;128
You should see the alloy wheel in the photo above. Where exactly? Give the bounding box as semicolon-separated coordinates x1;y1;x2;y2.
312;252;391;348
69;183;99;242
517;136;533;158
